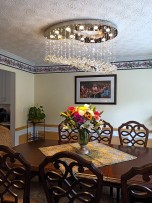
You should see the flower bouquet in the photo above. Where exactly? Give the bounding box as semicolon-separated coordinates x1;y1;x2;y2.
60;104;103;154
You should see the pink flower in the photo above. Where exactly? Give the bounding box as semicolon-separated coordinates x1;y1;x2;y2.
94;111;100;120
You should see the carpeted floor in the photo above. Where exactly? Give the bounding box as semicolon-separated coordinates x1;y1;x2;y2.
3;179;47;203
30;180;47;203
29;177;122;203
4;176;121;202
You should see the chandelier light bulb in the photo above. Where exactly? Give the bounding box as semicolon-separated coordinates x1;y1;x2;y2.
55;30;59;35
106;27;110;32
58;35;62;39
80;37;85;41
65;27;71;32
70;34;74;39
90;39;95;43
50;35;54;39
79;25;84;30
109;33;113;37
94;25;98;30
98;31;103;35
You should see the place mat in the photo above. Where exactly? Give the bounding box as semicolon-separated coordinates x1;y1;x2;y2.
39;142;137;168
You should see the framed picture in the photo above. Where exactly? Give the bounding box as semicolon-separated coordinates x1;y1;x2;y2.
75;75;117;104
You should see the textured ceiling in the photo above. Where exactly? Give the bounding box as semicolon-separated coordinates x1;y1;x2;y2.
0;0;152;66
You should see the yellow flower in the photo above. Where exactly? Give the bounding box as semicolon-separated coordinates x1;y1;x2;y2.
78;106;87;111
84;104;90;109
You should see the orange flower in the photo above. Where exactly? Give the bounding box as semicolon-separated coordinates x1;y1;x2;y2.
66;112;71;117
85;112;92;120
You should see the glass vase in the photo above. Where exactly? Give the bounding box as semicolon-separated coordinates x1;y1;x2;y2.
77;128;89;155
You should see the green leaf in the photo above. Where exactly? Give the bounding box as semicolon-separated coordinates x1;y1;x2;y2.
93;106;96;111
60;112;67;117
70;120;76;126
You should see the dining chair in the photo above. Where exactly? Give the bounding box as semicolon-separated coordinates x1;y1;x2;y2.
89;120;115;200
0;144;31;203
118;120;149;147
58;122;78;144
58;120;113;145
121;163;152;203
115;121;149;201
0;125;12;147
89;120;113;144
39;151;103;203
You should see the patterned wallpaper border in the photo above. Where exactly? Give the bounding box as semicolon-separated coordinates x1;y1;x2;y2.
113;60;152;70
0;54;34;73
0;54;152;74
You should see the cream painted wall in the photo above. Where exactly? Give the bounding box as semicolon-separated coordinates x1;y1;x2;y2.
0;64;34;128
34;69;152;129
0;65;151;145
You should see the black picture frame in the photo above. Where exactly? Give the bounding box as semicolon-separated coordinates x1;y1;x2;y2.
75;75;117;104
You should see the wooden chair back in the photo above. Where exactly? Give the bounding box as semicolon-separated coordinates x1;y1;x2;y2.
58;123;78;144
39;151;103;203
121;163;152;203
118;121;149;147
0;145;31;203
58;120;113;145
89;120;113;144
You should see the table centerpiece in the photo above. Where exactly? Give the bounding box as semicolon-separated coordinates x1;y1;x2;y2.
60;104;103;154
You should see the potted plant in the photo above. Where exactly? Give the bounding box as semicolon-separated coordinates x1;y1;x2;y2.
28;105;46;122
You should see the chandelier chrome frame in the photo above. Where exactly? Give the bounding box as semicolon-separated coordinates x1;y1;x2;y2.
44;19;118;73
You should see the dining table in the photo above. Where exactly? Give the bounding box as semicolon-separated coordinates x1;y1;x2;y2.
13;139;152;189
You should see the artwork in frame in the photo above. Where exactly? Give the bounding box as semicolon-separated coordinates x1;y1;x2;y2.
75;75;117;104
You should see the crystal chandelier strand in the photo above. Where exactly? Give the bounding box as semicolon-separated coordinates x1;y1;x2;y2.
44;19;118;74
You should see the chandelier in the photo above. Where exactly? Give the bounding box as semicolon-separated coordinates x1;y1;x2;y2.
44;19;118;73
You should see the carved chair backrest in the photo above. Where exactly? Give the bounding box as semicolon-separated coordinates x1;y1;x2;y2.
58;120;113;145
0;145;31;203
118;121;149;147
89;120;113;144
39;151;103;203
58;123;78;144
121;163;152;203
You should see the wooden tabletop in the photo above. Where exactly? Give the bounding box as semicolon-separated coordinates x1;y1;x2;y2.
13;139;152;187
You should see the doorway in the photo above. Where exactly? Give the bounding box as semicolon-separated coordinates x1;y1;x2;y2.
0;69;15;145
